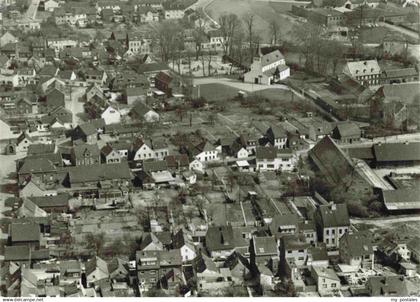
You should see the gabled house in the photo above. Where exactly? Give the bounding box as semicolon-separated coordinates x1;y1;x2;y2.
194;141;219;163
251;236;279;273
173;229;197;263
101;105;122;125
71;143;101;166
205;225;236;259
130;101;159;123
40;88;65;113
315;203;350;248
9;222;41;248
269;213;300;243
266;125;288;149
331;121;362;144
339;231;374;270
244;49;290;85
280;235;310;267
101;144;122;164
343;60;381;86
311;266;341;296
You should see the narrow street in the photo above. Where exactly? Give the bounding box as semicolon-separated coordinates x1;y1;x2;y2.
65;86;87;127
351;214;420;228
193;77;290;92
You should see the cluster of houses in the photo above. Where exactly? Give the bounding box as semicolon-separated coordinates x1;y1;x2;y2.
3;186;420;297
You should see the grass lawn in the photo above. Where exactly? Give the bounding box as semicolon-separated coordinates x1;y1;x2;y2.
194;83;240;101
252;88;294;102
206;0;298;43
358;26;392;44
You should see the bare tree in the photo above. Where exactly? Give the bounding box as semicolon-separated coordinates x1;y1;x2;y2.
218;13;241;56
269;19;281;46
192;18;206;60
244;13;255;63
149;20;182;63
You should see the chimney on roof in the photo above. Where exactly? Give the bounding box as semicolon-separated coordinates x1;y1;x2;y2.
330;202;336;211
404;141;409;145
364;61;367;65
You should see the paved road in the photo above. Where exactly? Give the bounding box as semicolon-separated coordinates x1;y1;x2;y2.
65;86;86;127
186;0;218;26
256;0;310;3
340;132;420;149
193;77;289;92
380;21;420;41
351;215;420;228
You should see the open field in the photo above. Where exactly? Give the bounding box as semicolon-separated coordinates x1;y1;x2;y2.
206;0;300;43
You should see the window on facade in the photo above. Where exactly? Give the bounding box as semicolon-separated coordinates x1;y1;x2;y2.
331;283;336;288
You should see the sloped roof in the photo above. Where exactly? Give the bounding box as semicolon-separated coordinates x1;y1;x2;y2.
312;266;340;281
10;223;41;242
261;50;285;67
28;194;70;208
381;188;420;210
67;162;132;184
318;203;350;228
308;135;355;184
253;236;278;256
340;231;374;257
143;160;168;173
27;143;55;155
334;121;361;138
373;142;420;162
19;157;57;174
256;146;277;160
73;143;100;159
345;60;380;77
205;225;235;252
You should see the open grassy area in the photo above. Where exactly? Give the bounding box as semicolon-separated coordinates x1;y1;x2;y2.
253;88;294;101
358;26;393;44
206;0;299;43
194;83;240;101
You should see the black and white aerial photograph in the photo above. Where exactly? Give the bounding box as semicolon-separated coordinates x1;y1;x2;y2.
0;0;419;299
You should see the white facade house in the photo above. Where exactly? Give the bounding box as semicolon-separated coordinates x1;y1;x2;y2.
164;9;184;19
244;50;290;85
46;38;78;52
311;266;341;296
255;147;297;172
101;106;121;125
195;142;219;162
180;243;196;263
128;37;151;55
343;60;381;86
236;147;248;159
189;159;204;173
133;141;155;161
44;0;60;12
